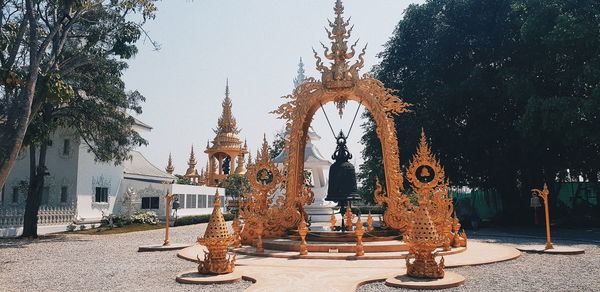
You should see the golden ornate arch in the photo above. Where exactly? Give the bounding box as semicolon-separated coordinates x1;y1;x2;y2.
271;0;412;232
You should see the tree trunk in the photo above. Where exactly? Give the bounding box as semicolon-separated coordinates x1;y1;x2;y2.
21;142;48;238
0;0;44;189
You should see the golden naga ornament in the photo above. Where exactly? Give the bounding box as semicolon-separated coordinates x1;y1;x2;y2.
271;0;411;235
404;203;445;279
196;190;236;274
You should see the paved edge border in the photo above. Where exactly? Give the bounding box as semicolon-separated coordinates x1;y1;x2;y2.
516;245;585;255
175;270;245;285
138;243;190;252
384;271;465;290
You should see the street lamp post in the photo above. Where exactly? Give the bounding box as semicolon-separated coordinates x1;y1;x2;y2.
162;180;176;247
163;192;174;246
531;183;553;249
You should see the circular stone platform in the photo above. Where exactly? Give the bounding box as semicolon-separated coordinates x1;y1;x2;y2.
138;243;190;252
175;270;243;285
516;245;585;255
385;272;465;290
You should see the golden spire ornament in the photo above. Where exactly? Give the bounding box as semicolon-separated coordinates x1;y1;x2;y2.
330;210;337;231
404;203;446;278
354;216;365;256
184;145;200;184
344;207;354;231
367;211;374;232
313;0;367;114
298;218;309;255
232;214;243;248
196;190;236;274
165;153;175;174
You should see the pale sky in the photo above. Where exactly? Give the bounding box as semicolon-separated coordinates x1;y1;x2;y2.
123;0;424;175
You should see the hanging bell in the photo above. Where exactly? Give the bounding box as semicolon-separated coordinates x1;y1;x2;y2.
326;132;361;203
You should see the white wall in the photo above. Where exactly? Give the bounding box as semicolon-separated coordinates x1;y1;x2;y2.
172;184;224;217
75;143;123;221
1;129;80;207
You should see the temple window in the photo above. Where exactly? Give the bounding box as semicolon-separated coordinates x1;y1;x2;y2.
141;197;159;209
95;187;109;203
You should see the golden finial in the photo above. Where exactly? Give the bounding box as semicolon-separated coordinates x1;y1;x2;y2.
298;218;309;255
214;79;240;136
184;145;200;183
246;152;253;168
313;0;367;96
196;189;236;274
354;215;365;256
165;153;175;174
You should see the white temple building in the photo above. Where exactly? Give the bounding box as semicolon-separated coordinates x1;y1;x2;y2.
0;119;223;237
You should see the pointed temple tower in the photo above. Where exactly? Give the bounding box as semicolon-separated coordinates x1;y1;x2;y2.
165;153;175;174
205;80;248;186
293;57;307;88
184;146;201;184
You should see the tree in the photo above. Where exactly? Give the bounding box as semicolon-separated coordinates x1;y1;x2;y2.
0;0;158;191
269;129;286;159
218;174;250;201
360;0;600;223
10;1;158;238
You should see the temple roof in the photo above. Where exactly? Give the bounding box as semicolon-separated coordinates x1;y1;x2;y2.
123;151;175;180
209;80;244;149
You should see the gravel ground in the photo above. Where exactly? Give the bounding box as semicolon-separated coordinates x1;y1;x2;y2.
0;223;251;292
358;234;600;292
1;226;598;292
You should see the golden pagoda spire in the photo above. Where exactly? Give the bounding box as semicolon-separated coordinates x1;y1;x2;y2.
246;152;253;168
165;153;175;174
197;189;236;274
257;134;270;163
188;145;196;167
214;79;240;136
184;145;200;182
313;0;367;114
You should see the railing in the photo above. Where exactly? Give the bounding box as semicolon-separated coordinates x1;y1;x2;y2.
0;204;76;228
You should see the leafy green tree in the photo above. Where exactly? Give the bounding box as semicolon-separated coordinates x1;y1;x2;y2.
175;174;193;185
0;0;159;191
269;129;286;159
12;1;158;238
218;174;250;201
360;0;600;223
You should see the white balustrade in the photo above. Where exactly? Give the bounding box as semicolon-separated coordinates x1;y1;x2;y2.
0;204;76;228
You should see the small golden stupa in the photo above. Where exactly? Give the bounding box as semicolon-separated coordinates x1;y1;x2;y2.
196;190;236;274
404;203;446;278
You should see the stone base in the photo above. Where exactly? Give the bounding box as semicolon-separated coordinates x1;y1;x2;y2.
516;245;585;255
385;271;465;290
175;270;243;285
138;243;190;252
